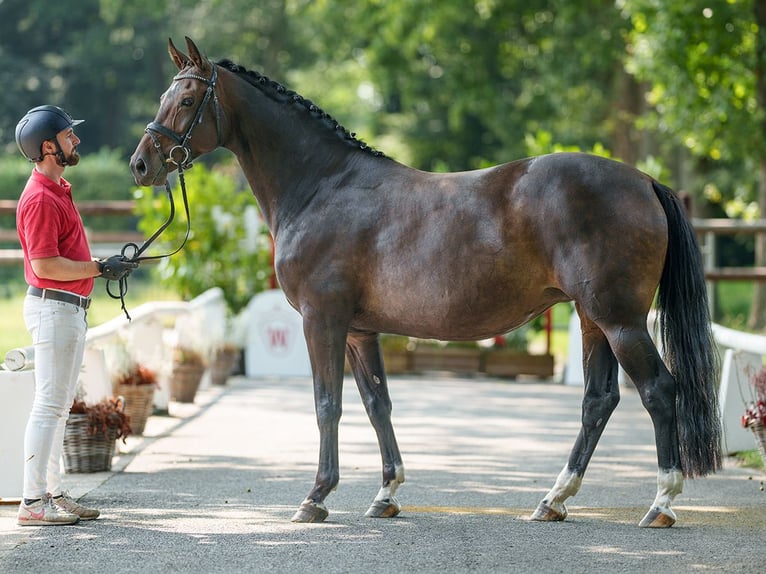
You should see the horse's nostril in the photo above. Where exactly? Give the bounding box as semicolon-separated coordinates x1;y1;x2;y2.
135;158;146;175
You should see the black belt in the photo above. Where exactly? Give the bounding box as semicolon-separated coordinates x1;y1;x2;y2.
27;286;91;310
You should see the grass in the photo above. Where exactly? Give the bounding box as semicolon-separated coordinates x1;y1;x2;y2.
732;449;765;471
0;278;180;354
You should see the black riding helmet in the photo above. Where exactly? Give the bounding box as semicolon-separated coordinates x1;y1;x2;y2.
15;105;84;162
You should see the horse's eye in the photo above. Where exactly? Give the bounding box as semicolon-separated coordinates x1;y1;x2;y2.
181;97;194;107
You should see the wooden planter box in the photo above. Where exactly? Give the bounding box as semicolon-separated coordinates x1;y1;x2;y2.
348;346;555;379
411;347;481;374
381;348;412;374
483;350;555;378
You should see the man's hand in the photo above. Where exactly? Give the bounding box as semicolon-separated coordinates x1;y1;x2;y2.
97;255;139;281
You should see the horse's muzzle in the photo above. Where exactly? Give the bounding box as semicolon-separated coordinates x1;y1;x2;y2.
130;146;166;186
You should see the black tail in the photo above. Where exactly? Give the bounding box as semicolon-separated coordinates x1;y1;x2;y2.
653;181;722;477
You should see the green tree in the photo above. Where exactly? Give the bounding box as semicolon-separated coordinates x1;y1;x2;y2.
622;0;766;327
296;0;633;171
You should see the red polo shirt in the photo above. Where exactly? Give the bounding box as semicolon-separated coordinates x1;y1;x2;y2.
16;169;94;296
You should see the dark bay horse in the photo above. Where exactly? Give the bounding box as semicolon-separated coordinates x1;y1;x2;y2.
130;37;722;528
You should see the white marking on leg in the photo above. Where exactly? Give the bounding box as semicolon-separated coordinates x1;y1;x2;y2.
649;469;683;518
541;465;582;513
374;464;405;502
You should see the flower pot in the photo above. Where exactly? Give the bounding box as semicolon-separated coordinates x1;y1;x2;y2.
62;414;117;473
170;363;205;403
210;347;239;386
116;383;155;435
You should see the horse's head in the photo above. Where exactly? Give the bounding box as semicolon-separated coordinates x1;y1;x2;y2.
130;37;224;186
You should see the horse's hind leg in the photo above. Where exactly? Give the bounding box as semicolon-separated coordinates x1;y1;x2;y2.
532;312;620;522
346;332;405;518
608;325;683;528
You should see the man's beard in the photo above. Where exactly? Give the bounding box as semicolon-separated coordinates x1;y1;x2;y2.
57;148;80;166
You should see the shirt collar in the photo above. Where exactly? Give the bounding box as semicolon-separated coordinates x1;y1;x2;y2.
31;168;72;198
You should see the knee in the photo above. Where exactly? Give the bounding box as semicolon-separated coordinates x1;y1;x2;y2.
30;399;68;421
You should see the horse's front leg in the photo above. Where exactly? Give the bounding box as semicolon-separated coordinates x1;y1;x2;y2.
291;313;348;524
533;316;620;522
347;332;405;518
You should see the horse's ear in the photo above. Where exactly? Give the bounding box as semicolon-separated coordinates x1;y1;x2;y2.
185;37;210;72
168;37;190;70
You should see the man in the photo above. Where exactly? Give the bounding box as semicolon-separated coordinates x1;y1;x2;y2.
14;105;137;526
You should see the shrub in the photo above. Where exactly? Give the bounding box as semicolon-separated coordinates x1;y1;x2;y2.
133;162;273;313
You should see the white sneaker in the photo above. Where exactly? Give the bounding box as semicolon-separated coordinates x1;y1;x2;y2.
53;491;100;521
17;495;80;526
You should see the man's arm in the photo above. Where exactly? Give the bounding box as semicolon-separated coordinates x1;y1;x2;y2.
30;256;101;281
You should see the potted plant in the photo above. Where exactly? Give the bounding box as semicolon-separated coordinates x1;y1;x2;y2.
113;363;159;435
63;397;131;473
742;366;766;465
208;342;240;386
170;346;206;403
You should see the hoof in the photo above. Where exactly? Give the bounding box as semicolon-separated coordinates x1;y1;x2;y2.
639;506;676;528
530;501;567;522
365;498;401;518
291;501;329;523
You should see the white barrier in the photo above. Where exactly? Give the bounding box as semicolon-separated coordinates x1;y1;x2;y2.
0;371;35;500
710;324;766;454
244;289;311;377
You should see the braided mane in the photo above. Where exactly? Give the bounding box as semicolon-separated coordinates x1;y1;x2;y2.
216;59;386;158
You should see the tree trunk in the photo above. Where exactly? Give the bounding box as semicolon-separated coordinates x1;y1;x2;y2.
748;2;766;330
748;160;766;330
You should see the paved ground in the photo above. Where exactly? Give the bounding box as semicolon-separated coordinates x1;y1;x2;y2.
1;374;764;573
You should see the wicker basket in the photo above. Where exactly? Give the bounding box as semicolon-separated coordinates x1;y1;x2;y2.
209;347;239;386
116;383;155;435
747;421;766;466
62;414;117;473
170;363;205;403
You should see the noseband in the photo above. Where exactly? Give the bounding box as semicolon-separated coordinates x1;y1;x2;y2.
145;62;223;170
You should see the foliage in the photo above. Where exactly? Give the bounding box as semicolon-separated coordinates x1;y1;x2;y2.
114;364;158;387
743;366;766;428
623;1;761;163
297;0;631;171
133;163;273;313
3;0;766;322
0;151;137;234
69;397;132;442
173;346;206;367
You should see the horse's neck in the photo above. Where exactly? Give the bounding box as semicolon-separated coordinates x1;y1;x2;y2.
228;128;388;235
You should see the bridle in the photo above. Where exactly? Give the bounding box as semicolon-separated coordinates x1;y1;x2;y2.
144;62;224;172
108;62;223;320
